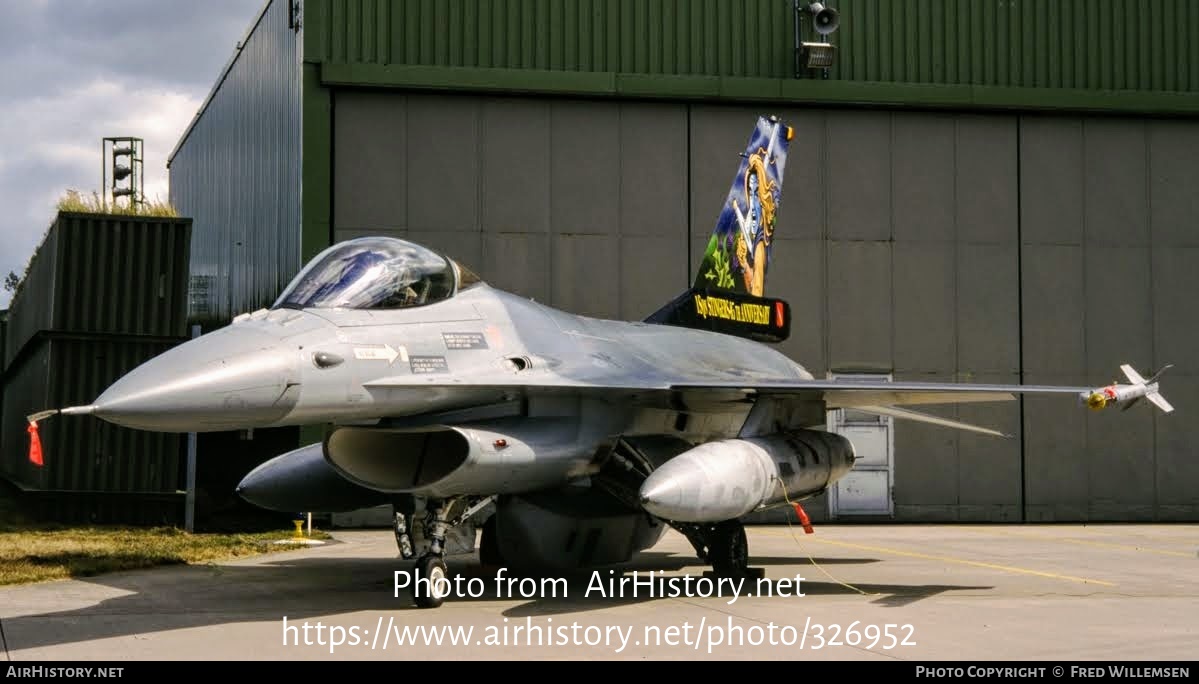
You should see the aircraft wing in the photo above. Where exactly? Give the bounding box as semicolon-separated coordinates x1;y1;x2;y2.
364;375;1090;406
667;378;1090;407
671;374;1098;434
667;378;1097;437
362;375;672;392
363;375;1106;436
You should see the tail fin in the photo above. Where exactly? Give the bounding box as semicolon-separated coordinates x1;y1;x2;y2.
694;116;793;297
645;116;794;343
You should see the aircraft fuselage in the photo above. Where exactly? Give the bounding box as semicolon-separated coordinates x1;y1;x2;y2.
91;284;814;436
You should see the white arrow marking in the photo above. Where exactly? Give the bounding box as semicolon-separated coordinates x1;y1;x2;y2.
354;344;399;365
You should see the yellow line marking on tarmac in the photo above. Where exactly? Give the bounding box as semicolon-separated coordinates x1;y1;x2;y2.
954;526;1194;558
755;529;1117;587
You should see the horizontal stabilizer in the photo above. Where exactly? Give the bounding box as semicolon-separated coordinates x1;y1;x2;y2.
825;390;1014;408
854;405;1011;438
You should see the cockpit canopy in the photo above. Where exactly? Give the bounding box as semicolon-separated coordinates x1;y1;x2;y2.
272;237;481;310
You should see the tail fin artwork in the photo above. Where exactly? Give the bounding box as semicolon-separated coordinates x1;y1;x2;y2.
646;115;794;343
695;115;792;297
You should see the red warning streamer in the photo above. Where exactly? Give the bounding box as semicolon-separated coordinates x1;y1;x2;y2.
28;421;44;467
792;501;814;534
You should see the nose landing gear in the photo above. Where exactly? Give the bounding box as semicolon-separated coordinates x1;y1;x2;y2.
394;495;496;608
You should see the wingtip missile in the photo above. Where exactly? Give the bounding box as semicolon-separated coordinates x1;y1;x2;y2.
1080;364;1173;414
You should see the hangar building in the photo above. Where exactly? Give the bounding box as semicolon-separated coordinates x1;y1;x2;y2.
169;0;1199;523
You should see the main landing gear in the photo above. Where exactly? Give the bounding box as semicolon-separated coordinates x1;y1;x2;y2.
673;519;750;578
393;495;495;608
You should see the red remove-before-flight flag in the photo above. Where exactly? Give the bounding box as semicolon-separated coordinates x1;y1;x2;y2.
28;421;44;467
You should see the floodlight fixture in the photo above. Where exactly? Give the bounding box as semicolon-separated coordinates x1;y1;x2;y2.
801;42;836;69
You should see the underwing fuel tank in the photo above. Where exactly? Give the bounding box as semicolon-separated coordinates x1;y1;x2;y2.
236;443;392;512
638;429;855;522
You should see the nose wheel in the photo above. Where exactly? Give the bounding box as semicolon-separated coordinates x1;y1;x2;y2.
413;554;450;608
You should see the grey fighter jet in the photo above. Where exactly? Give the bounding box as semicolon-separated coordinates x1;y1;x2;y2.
28;116;1170;608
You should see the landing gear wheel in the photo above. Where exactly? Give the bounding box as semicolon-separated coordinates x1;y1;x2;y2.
413;554;450;609
479;516;502;567
707;521;748;578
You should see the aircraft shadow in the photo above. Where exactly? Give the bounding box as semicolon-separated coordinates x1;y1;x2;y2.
0;550;985;651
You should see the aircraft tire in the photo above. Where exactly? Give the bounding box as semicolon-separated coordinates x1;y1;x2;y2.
414;554;449;608
479;516;503;567
708;521;748;577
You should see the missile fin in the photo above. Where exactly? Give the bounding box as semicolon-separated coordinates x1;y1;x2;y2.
1146;392;1174;414
1120;364;1146;385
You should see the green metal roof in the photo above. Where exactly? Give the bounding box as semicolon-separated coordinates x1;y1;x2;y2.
303;0;1199;114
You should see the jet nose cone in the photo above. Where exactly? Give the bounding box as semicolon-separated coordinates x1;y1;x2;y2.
94;326;301;432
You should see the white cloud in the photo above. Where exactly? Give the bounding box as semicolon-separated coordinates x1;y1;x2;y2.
0;80;205;308
0;1;257;309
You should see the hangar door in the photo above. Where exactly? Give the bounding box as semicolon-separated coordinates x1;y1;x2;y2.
826;373;894;517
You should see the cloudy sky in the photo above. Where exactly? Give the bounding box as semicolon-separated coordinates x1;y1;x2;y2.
0;0;263;308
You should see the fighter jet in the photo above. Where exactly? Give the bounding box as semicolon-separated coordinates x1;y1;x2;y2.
28;116;1171;608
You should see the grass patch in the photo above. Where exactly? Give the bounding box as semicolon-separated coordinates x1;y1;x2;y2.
56;189;179;217
0;525;332;586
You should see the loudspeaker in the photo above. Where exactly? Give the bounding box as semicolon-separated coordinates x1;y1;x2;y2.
808;2;840;35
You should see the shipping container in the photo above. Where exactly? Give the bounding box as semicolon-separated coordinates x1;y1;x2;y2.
0;309;6;483
0;334;186;511
4;212;192;369
1;309;7;376
19;491;184;527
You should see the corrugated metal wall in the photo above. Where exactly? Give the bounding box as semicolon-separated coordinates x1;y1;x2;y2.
307;0;1199;92
3;214;192;369
311;0;793;77
834;0;1198;91
168;0;303;327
